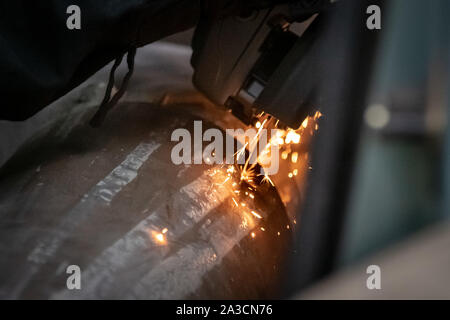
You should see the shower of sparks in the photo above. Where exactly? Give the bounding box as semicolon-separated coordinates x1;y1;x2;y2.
149;108;322;246
261;174;274;186
161;110;323;245
204;110;323;240
237;111;322;185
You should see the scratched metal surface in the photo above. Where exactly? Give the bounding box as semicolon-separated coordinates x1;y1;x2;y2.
0;43;292;299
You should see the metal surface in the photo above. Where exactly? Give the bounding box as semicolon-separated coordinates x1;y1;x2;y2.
0;43;293;299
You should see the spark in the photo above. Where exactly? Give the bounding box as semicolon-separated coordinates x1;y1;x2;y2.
251;211;262;219
314;111;323;119
302;118;309;128
240;119;268;182
262;174;274;186
240;165;257;185
221;176;230;185
234;142;248;160
285;130;300;144
152;230;167;244
220;111;322;217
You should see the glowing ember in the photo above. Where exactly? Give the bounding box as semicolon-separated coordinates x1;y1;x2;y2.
302;118;309;128
291;152;298;164
251;211;262;219
235;110;322;183
285;130;300;144
202;110;322;243
152;230;167;244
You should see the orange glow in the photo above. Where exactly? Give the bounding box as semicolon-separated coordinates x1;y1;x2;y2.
302;118;309;128
206;110;323;243
251;211;262;219
291;152;298;164
152;230;167;245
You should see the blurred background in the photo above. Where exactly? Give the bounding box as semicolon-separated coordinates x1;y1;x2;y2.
291;0;450;299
